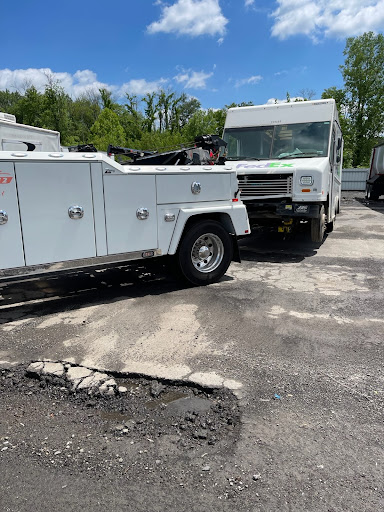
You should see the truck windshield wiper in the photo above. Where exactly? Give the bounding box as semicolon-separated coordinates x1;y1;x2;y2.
277;151;321;159
226;156;261;161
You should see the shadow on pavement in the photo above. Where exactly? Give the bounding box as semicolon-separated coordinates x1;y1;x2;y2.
0;231;322;320
0;259;189;321
354;196;384;214
239;230;321;263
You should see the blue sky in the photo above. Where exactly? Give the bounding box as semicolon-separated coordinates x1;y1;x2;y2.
1;0;384;109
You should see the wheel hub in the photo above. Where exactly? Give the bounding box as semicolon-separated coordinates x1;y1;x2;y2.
198;245;211;260
191;233;224;273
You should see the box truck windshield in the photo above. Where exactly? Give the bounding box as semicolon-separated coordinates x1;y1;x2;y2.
223;121;331;160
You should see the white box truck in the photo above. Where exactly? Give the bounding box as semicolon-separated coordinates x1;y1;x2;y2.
222;99;343;242
0;150;249;286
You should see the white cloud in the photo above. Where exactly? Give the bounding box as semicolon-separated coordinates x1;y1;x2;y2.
174;69;213;89
245;0;255;6
0;68;111;97
118;78;168;96
0;67;212;99
235;75;263;88
147;0;228;37
0;68;172;99
274;70;288;77
271;0;384;41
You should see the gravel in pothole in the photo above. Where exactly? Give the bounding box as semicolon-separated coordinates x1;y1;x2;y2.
0;364;241;475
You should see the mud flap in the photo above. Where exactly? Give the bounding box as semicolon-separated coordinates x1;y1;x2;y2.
232;236;241;263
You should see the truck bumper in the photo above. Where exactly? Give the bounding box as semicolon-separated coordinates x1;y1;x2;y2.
245;200;322;220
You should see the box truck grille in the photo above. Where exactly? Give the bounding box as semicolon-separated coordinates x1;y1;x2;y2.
238;173;293;198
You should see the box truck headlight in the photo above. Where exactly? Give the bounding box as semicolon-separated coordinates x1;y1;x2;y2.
300;176;313;185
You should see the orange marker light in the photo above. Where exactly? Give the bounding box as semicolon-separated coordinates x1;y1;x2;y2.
232;198;239;202
301;189;311;192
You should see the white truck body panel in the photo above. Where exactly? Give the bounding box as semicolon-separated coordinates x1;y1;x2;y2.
15;161;96;265
0;151;249;281
0;117;61;152
103;174;158;255
225;100;336;128
0;161;25;269
156;173;231;204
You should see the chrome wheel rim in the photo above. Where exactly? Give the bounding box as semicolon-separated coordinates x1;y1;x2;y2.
191;233;224;273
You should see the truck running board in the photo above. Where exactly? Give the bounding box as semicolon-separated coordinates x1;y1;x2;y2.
0;250;160;284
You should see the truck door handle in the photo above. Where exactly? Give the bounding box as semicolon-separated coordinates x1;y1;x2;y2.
0;210;8;224
68;206;84;219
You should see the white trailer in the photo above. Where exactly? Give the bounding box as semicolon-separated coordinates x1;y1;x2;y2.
0;112;61;152
223;99;343;242
0;151;249;286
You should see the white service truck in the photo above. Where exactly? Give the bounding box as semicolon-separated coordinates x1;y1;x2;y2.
222;99;343;242
0;147;249;286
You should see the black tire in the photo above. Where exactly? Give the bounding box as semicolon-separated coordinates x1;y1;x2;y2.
367;185;379;200
326;217;335;233
311;205;326;243
177;220;233;286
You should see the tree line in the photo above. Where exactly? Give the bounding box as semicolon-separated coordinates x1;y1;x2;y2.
0;79;232;154
1;32;383;167
322;31;384;168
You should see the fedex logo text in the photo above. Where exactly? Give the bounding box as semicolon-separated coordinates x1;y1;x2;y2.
237;162;294;169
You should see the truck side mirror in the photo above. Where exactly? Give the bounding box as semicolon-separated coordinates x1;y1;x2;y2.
337;138;342;151
336;155;341;163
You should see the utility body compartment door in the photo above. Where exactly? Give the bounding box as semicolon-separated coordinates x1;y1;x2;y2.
156;173;231;204
15;162;96;265
0;162;25;269
103;174;158;254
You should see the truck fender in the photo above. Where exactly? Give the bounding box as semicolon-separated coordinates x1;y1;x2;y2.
167;207;238;256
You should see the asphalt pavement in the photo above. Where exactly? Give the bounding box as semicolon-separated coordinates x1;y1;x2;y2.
1;192;383;511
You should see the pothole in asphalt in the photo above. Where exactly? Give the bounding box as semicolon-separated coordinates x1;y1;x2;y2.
0;362;241;474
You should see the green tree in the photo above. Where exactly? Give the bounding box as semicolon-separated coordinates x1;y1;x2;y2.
67;92;101;144
90;108;125;151
0;89;22;116
40;79;72;142
142;92;158;132
177;94;201;130
323;32;384;167
133;130;185;152
121;94;144;142
99;88;119;112
182;108;227;141
13;86;44;126
342;32;384;166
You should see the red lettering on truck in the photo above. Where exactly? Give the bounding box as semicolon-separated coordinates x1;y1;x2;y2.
0;172;13;184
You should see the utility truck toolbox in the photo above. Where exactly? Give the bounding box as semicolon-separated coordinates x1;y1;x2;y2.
223;99;343;242
0;151;249;286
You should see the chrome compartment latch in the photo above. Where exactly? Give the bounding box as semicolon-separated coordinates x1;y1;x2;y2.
68;206;84;219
